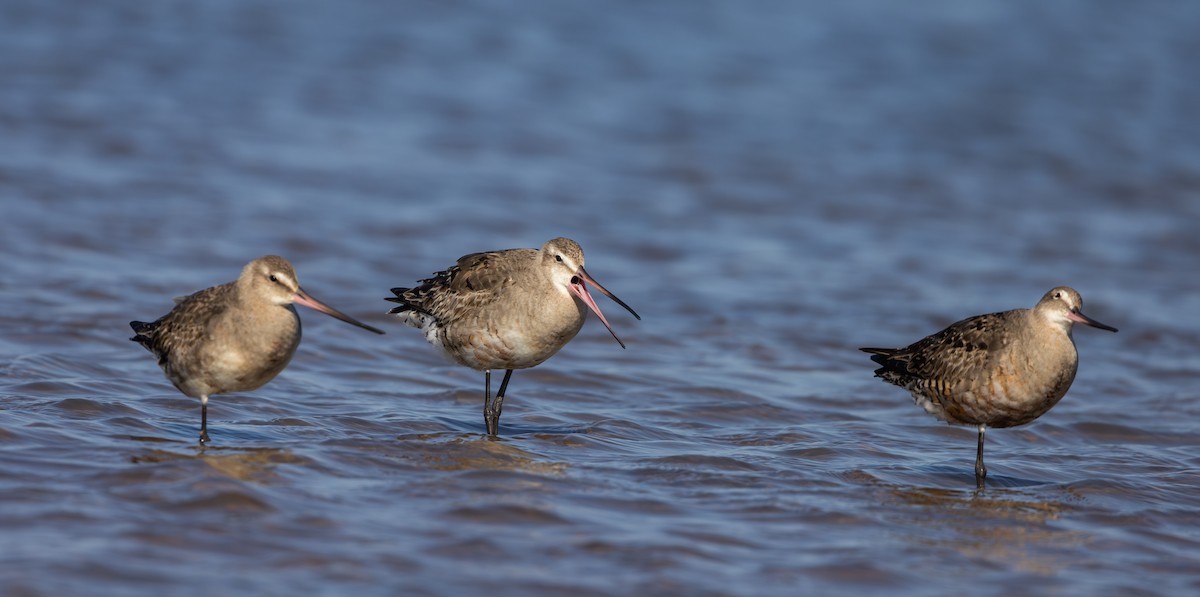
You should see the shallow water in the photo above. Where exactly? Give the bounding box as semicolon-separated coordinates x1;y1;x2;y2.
2;0;1199;594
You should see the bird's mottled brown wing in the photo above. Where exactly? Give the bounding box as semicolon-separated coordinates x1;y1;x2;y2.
863;309;1019;389
444;250;533;293
387;249;535;324
130;283;234;369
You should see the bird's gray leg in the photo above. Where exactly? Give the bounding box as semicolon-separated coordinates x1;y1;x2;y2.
483;370;497;435
199;395;211;445
489;369;514;435
975;424;987;485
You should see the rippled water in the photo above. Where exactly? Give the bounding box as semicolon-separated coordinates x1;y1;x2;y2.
3;0;1199;594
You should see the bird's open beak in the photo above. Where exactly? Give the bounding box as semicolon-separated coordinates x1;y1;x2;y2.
568;267;641;348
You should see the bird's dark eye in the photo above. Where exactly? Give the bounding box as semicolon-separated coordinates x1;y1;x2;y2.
555;255;563;262
269;275;279;283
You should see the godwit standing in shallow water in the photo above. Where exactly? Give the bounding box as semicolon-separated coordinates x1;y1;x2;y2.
131;255;384;444
860;286;1117;484
386;237;640;435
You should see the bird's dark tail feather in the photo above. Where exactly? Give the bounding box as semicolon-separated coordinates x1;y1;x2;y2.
858;347;894;355
129;320;156;350
859;347;897;368
385;288;420;315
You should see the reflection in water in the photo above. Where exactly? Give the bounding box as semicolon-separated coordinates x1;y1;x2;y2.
130;446;308;484
886;484;1088;576
397;433;569;475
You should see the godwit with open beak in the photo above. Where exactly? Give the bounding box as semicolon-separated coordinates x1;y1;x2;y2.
386;237;640;435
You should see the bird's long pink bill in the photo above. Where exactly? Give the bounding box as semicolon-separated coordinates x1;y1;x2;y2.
570;267;641;349
1067;309;1118;332
294;288;385;334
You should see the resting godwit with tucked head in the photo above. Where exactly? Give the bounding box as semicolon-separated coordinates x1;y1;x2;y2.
386;237;641;435
860;286;1117;484
130;255;384;444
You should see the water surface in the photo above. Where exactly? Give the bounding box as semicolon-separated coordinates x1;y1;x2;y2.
2;1;1199;595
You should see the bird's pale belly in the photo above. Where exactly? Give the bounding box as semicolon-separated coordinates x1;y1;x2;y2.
919;366;1076;428
439;320;583;371
179;345;293;396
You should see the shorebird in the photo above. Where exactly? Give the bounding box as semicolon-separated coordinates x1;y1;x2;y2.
860;286;1117;484
130;255;384;444
385;237;640;435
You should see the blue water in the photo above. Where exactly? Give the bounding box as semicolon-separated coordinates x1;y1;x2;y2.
2;1;1199;595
